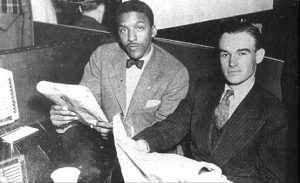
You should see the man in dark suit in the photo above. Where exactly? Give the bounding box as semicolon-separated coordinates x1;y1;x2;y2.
134;21;288;183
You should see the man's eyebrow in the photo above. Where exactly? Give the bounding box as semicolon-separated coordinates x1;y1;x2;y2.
237;48;251;52
218;48;251;53
118;20;145;27
136;20;146;24
117;24;126;28
218;49;228;53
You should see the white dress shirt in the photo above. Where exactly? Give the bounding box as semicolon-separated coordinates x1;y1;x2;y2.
223;75;255;118
125;45;153;116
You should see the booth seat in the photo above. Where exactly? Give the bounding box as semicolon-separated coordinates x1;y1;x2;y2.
0;23;283;182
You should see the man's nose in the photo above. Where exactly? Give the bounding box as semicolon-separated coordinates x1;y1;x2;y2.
128;30;137;42
229;55;238;67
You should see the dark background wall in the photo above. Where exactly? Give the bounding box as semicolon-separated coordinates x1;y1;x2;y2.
157;0;299;61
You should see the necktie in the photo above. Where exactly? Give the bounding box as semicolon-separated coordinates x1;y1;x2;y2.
126;59;144;69
214;89;234;129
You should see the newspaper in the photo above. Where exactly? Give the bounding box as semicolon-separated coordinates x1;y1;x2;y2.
112;114;231;183
36;81;108;126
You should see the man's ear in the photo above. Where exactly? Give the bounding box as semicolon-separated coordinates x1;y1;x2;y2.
151;25;157;38
255;48;265;64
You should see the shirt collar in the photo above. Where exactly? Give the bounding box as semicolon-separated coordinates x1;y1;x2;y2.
225;74;255;101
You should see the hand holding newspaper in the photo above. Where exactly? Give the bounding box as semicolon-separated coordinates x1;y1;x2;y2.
36;81;108;126
112;114;232;183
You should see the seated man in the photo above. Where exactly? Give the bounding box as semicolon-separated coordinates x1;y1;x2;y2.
49;0;189;180
135;21;288;183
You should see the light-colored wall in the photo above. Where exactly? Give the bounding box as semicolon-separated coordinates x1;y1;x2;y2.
124;0;273;29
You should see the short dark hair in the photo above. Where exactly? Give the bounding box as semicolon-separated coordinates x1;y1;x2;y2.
115;0;154;27
219;21;263;50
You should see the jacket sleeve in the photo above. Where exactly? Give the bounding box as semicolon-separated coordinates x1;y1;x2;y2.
134;81;195;152
256;107;288;183
79;47;103;104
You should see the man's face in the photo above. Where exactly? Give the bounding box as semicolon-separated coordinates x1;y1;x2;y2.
218;32;264;86
117;12;157;59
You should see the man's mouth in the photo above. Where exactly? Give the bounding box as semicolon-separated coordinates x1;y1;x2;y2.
127;44;140;50
228;70;241;74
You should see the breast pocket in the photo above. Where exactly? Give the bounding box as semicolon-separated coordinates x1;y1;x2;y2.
143;99;161;109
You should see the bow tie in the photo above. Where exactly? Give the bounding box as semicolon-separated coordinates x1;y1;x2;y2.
126;59;144;69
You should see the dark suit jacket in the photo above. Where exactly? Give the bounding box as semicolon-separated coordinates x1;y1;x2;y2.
74;15;109;31
135;78;288;183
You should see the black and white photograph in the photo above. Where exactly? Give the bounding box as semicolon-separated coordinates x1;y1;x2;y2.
0;0;298;182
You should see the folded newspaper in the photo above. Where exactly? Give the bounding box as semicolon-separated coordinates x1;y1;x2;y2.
36;81;108;126
113;114;230;183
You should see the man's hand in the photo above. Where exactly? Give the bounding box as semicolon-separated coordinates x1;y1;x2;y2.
134;139;150;152
93;121;113;139
50;105;79;133
188;161;232;182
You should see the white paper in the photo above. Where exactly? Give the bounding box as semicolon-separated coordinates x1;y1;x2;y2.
36;81;108;126
113;114;230;183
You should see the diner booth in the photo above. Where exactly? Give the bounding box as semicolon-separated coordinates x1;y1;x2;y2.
0;20;285;182
16;0;300;166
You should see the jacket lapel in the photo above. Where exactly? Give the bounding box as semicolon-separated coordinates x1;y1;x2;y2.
125;47;162;120
109;49;127;115
195;83;224;156
208;84;266;167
